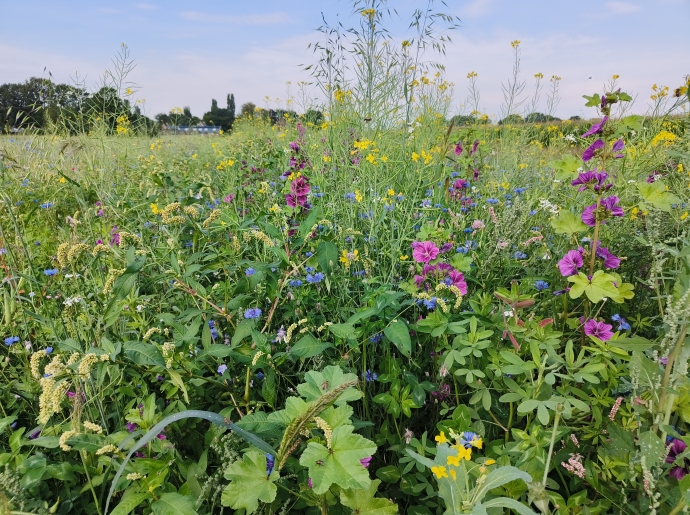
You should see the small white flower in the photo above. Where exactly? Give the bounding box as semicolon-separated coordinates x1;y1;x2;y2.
136;305;145;312
504;310;514;317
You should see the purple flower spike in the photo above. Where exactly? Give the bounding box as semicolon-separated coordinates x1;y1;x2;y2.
584;319;614;341
558;249;584;277
583;139;604;162
582;116;608;138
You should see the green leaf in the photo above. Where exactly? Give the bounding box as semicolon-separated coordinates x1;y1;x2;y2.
299;425;376;494
638;431;665;468
196;344;234;360
375;465;401;484
222;450;278;514
290;334;332;358
268;246;288;264
551;210;588;236
341;479;398;515
472;466;532;504
168;370;190;403
638;180;680;212
549;154;581;181
330;323;356;340
151;492;198;515
517;399;540;414
297;365;361;404
123;341;165;368
111;492;150;515
568;270;620;303
610;336;655;352
58;338;83;353
231;319;254;347
583;93;602;107
66;433;105;452
317;241;338;275
384;320;411;357
480;497;538;515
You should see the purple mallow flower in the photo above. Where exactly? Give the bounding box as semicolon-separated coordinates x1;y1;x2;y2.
558;249;584;277
667;439;690;480
571;171;610;192
582;196;624;227
584;319;614;341
582;139;604;162
582;116;608;138
596;247;621;269
612;139;625;158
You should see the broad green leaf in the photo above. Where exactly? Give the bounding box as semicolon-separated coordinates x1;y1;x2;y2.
231;319;254;347
196;344;234;360
320;404;355;430
384;320;412;357
235;411;283;440
472;466;532;504
124;341;165;368
290;334;332;358
66;433;105;452
222;450;278;514
550;210;588;236
638;431;665;468
480;497;538;515
317;241;338;274
267;396;310;426
549;154;581;181
330;322;356;340
341;479;398;515
168;370;190;403
110;491;149;515
610;336;655;352
151;492;198;515
568;271;620;303
638;180;680;212
297;365;361;404
375;465;401;484
299;425;376;495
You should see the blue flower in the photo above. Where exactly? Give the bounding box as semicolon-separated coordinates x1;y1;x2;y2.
364;370;378;382
208;320;218;339
244;308;262;319
529;210;538;216
513;251;527;260
456;247;469;254
245;267;256;276
426;189;434;198
306;272;325;283
305;252;313;258
486;198;499;204
459;431;480;448
515;187;527;194
534;280;549;291
369;333;383;343
217;364;227;375
0;248;5;255
265;453;275;476
45;346;53;354
423;297;437;310
305;266;315;274
345;192;357;201
463;228;473;233
611;314;631;331
43;269;59;276
40;202;53;208
4;336;19;346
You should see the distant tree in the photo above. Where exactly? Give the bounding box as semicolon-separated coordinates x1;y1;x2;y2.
227;94;236;125
202;95;235;131
450;114;475;126
303;109;323;125
240;102;256;117
569;115;582;121
0;78;47;131
498;113;524;125
524;112;561;123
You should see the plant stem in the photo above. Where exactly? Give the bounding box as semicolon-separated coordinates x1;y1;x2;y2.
542;409;562;486
80;450;103;515
659;324;688;440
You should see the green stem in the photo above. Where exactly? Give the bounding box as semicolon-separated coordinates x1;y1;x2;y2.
659;324;688;440
505;402;514;443
542;408;562;486
80;450;103;515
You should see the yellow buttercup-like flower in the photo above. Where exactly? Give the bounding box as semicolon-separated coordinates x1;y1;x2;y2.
447;454;461;467
431;465;448;479
435;431;448;444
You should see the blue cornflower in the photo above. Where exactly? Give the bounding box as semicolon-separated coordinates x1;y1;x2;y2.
40;202;53;208
420;199;432;208
486;198;499;204
217;364;227;375
456;247;469;254
612;314;631;331
0;248;5;255
45;347;53;354
451;172;459;178
504;194;513;200
459;431;480;448
364;370;378;382
345;192;357;201
245;267;256;276
513;251;527;260
515;187;527;194
353;270;366;277
305;266;315;274
4;336;19;346
44;269;59;276
244;308;262;319
305;251;313;257
208;320;218;339
256;372;264;379
265;453;275;476
529;210;538;216
426;189;434;197
289;279;303;287
423;297;437;310
306;272;325;283
369;333;383;343
384;204;395;212
534;280;549;291
463;228;473;233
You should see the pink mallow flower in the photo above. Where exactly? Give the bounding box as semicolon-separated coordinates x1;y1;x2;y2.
558;249;584;277
581;196;624;227
584;319;614;341
412;241;440;263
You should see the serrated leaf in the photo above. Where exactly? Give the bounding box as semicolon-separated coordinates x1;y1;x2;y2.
550;210;588;236
384;320;411;357
299;425;376;494
290;334;332;358
123;342;165;368
297;365;361;404
568;270;620;303
549;154;581;180
638;180;680;212
341;479;398;514
222;450;278;514
151;492;198;515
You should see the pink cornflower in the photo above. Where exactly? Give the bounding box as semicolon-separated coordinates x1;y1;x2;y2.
412;241;440;263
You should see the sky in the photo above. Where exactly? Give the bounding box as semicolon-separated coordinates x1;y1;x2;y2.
1;0;689;120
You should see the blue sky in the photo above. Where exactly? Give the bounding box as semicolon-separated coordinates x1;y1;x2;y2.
1;0;688;119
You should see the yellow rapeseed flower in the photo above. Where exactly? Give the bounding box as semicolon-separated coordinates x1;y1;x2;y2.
681;212;688;221
411;152;420;162
355;190;363;203
151;203;159;215
485;459;496;465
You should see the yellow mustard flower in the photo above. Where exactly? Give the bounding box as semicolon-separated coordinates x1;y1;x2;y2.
431;465;448;479
411;152;420;162
485;459;496;466
151;203;159;215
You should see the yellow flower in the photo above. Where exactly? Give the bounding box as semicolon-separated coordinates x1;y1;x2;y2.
678;164;684;173
151;203;160;215
125;87;132;95
534;72;544;79
519;163;527;170
511;40;521;48
447;454;462;467
355;190;363;203
435;431;448;444
452;445;472;461
387;188;395;196
613;74;620;80
400;255;408;261
411;152;420;162
485;459;496;466
430;466;448;479
339;249;359;267
467;71;477;79
59;177;66;183
449;469;457;480
365;153;377;165
381;155;388;162
682;212;688;221
471;436;483;449
219;129;224;135
402;40;411;48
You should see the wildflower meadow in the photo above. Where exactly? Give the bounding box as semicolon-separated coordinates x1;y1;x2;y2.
2;3;690;515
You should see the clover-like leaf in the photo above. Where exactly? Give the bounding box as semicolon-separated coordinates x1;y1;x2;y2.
299;425;376;495
297;365;361;404
222;450;278;514
568;270;619;303
340;479;398;515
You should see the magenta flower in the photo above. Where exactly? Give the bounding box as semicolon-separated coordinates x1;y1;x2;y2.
286;193;307;208
360;456;372;468
558;249;584;277
582;139;604;162
667;439;690;480
582;196;624;226
290;176;310;197
596;247;621;269
571;171;610;192
412;241;440;263
472;219;485;230
584;319;614;341
455;141;463;155
471;139;479;155
582;116;608;138
612;139;625;158
448;270;468;294
223;194;235;203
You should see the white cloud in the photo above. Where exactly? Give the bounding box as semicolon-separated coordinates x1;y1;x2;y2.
136;3;157;10
605;2;642;14
180;11;292;25
460;0;493;18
